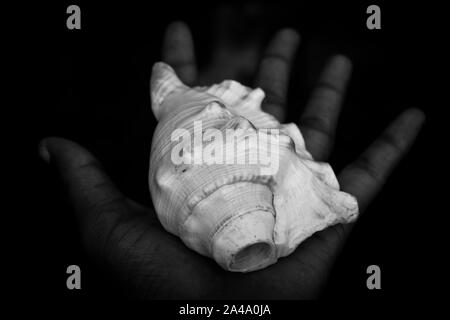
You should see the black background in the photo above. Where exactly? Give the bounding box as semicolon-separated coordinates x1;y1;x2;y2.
18;0;436;302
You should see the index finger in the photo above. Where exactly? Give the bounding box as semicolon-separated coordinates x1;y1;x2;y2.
256;29;300;121
299;55;352;161
338;108;425;212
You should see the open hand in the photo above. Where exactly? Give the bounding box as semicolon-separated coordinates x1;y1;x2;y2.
39;22;424;299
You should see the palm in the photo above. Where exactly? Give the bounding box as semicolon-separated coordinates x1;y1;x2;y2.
88;198;342;299
39;22;424;299
89;197;344;298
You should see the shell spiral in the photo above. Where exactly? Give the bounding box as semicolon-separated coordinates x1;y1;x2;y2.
149;62;359;272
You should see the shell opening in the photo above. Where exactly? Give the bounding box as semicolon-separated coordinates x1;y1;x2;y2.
229;242;273;272
211;208;277;272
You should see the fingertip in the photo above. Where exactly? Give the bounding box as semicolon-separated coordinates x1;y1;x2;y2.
38;136;67;163
166;21;190;38
264;28;300;62
393;108;426;138
281;28;301;41
404;108;426;125
331;54;353;72
38;138;51;164
277;28;301;46
37;137;88;166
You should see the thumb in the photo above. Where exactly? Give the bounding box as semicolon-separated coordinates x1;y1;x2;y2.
38;137;130;249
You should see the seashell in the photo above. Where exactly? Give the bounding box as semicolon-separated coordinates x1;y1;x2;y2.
148;62;359;272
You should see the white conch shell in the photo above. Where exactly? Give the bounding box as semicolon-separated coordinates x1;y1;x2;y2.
149;62;359;272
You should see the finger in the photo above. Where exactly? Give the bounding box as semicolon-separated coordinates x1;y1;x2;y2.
300;55;352;161
256;28;300;121
338;108;425;212
38;137;132;238
162;21;197;85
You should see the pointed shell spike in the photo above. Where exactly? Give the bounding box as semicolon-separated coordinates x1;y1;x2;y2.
150;62;187;120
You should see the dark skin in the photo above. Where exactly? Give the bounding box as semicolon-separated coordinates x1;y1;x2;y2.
39;22;425;299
